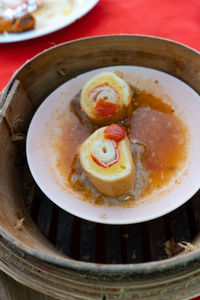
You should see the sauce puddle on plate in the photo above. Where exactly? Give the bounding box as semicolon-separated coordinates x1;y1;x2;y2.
52;88;188;207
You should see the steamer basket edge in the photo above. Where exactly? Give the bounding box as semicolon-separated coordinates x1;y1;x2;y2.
1;35;200;299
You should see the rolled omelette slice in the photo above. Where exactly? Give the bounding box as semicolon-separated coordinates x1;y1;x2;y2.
79;124;135;197
80;72;133;125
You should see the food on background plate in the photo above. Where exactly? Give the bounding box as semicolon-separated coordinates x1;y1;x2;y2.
80;72;133;125
79;124;135;197
0;0;75;35
0;0;43;33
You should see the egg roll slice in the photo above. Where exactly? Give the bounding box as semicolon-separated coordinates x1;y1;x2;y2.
80;72;133;125
79;125;135;197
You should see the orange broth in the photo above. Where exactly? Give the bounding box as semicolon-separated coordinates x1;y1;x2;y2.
130;91;187;194
54;89;188;206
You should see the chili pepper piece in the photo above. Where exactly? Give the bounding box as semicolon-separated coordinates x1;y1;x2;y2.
104;124;126;143
94;99;118;118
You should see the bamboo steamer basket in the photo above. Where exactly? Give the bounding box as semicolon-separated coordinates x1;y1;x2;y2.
1;35;200;300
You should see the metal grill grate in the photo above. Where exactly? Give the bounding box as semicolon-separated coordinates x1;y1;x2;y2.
28;185;200;264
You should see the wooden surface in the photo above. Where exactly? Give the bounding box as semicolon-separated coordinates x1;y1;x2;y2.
0;270;55;300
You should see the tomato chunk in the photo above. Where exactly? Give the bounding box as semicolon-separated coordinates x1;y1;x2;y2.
104;124;126;143
94;99;118;118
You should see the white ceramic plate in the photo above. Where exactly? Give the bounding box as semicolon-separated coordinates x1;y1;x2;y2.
0;0;98;43
26;66;200;224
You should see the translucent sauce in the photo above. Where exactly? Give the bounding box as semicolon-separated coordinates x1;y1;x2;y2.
53;109;90;179
130;91;187;194
54;89;188;206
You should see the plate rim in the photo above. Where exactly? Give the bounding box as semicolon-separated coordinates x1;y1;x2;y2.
26;65;200;225
0;0;99;43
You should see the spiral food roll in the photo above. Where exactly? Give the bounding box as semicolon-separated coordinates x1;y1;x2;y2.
79;124;135;197
80;72;133;125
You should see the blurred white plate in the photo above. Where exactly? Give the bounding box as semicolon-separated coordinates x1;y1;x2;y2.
0;0;98;43
26;66;200;224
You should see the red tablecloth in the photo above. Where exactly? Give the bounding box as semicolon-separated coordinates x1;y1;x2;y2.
1;0;200;298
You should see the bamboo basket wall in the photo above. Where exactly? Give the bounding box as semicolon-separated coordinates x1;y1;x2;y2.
1;35;200;299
